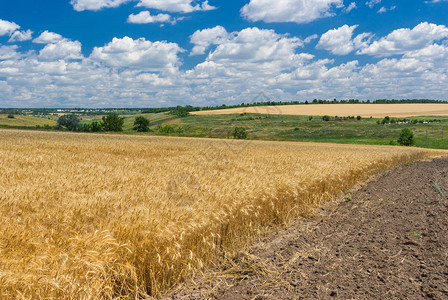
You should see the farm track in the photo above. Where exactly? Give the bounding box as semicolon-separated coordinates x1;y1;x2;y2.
167;157;448;299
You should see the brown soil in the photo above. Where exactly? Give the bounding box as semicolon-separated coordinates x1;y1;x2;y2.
165;157;448;300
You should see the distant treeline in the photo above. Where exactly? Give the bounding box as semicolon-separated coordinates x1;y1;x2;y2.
1;99;446;116
142;105;200;115
370;99;446;104
0;108;143;116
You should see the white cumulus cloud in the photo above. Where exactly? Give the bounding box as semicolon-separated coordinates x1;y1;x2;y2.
90;36;184;70
0;45;20;60
358;22;448;56
190;26;229;55
70;0;131;11
240;0;343;24
136;0;216;13
33;31;65;44
0;19;20;36
206;27;304;65
127;11;177;24
39;40;83;61
317;25;360;55
8;30;33;42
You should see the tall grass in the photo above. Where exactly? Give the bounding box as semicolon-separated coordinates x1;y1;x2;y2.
0;129;445;298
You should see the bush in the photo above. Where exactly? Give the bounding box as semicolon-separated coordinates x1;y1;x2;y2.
133;116;150;132
7;114;14;119
389;140;398;145
232;127;247;139
357;116;362;120
308;116;313;121
381;116;390;124
57;114;81;131
322;115;331;121
84;121;102;132
101;114;124;132
397;128;415;146
159;125;175;134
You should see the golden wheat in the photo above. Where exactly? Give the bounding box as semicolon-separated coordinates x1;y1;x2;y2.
192;103;448;118
0;129;445;298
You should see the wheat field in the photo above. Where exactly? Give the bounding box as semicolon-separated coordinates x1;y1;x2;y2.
0;129;445;298
192;104;448;118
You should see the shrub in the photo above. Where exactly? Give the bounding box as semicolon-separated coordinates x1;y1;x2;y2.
133;116;150;132
308;116;313;121
232;127;247;139
322;115;331;122
357;116;362;120
7;114;14;119
397;128;415;146
159;125;175;134
101;114;124;132
84;121;103;132
57;114;81;131
389;140;398;145
381;116;390;125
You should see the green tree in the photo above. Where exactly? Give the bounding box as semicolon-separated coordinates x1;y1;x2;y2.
7;114;14;119
133;116;150;132
397;128;415;146
232;127;247;139
170;106;190;117
322;115;331;121
356;116;362;120
57;114;81;131
101;114;124;132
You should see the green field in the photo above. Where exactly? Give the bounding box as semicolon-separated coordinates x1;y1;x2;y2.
2;112;448;149
0;114;57;128
174;114;448;149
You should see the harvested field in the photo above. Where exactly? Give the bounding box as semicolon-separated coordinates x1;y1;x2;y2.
168;157;448;299
192;104;448;118
0;129;446;298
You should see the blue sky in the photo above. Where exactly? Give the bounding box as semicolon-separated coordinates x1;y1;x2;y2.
0;0;447;108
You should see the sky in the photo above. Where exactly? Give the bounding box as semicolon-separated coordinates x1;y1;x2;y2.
0;0;447;108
